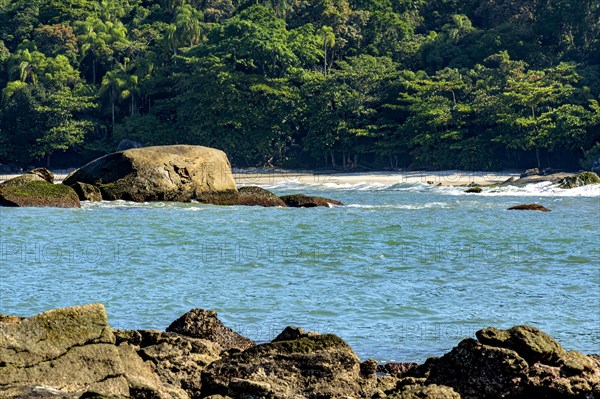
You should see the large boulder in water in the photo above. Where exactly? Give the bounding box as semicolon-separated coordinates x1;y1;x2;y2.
0;173;80;208
63;145;237;202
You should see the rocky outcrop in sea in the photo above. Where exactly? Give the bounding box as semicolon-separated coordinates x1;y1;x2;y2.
1;304;598;399
0;146;344;207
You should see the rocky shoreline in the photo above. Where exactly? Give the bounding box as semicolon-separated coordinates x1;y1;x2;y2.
1;304;598;399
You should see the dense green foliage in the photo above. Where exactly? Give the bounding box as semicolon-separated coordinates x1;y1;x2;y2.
1;0;599;169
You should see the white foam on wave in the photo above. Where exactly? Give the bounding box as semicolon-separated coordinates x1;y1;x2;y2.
256;181;436;192
455;182;600;198
345;202;452;210
80;200;208;210
257;180;600;198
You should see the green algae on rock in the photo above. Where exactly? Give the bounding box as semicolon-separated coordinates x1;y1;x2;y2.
0;175;80;208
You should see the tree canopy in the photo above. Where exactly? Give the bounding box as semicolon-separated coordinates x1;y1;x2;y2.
1;0;599;169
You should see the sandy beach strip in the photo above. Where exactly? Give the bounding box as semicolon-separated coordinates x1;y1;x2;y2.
232;170;519;187
1;170;519;186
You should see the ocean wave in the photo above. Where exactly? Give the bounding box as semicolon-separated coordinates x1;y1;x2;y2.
255;181;437;192
345;202;452;210
255;180;600;197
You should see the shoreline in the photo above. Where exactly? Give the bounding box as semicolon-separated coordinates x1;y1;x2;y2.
1;169;521;187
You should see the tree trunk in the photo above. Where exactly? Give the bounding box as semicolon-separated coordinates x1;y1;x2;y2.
92;59;96;85
46;154;51;168
110;88;115;139
535;147;541;170
323;44;327;76
330;149;336;168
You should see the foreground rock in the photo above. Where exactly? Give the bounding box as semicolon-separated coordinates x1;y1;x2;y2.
3;305;599;399
420;325;600;399
559;171;600;189
166;309;255;352
200;328;377;398
279;193;344;207
0;172;80;208
508;204;551;212
0;305;194;399
114;329;222;398
0;304;129;397
63;145;237;202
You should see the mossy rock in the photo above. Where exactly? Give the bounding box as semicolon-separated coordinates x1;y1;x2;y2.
558;171;600;189
507;204;551;212
201;331;373;398
0;173;46;188
0;177;80;208
236;186;287;207
465;187;482;193
477;325;567;366
279;194;343;207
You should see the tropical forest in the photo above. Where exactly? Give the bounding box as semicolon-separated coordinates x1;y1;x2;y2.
1;0;599;170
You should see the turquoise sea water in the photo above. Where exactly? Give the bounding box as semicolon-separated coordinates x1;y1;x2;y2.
1;179;599;362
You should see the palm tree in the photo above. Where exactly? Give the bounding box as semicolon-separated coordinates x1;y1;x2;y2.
175;4;203;47
319;26;335;76
100;67;127;138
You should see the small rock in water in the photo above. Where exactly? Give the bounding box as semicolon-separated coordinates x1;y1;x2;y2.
279;194;343;207
508;204;551;212
464;187;482;193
